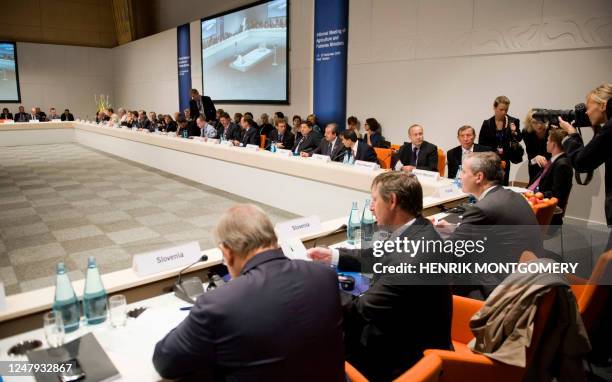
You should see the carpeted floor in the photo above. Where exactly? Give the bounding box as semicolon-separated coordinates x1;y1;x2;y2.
0;143;297;296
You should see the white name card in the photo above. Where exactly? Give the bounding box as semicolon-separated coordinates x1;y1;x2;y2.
245;144;260;151
0;282;5;311
275;148;293;157
436;184;461;198
275;215;322;240
51;119;62;122
192;136;206;142
207;138;220;144
279;237;311;262
354;160;380;170
412;169;440;181
30;119;40;123
311;153;331;162
132;241;202;277
2;120;14;124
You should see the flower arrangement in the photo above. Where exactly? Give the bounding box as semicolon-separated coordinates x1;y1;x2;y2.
94;94;111;113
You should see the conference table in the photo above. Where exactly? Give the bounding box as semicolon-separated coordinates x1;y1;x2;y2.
0;121;467;342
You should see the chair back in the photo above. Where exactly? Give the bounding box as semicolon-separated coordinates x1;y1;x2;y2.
437;148;446;177
260;134;267;149
393;354;443;382
375;147;393;169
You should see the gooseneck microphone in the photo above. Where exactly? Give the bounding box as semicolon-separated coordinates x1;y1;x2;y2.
174;254;209;304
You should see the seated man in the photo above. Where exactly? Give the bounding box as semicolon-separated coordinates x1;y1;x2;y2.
394;124;438;172
35;107;47;121
340;130;378;163
268;119;295;150
234;116;260;146
292;120;321;154
14;106;31;122
437;152;543;298
216;112;241;141
308;172;452;381
136;110;153;132
302;123;345;161
153;204;344;381
47;107;61;121
198;116;218;138
447;125;492;179
0;107;12;120
61;109;74;121
527;128;573;225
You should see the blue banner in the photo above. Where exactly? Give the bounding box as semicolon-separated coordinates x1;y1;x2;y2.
177;23;191;113
313;0;349;130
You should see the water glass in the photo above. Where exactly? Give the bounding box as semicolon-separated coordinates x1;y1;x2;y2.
43;311;65;348
109;294;127;328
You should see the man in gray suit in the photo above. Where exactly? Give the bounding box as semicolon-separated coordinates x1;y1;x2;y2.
437;151;543;298
153;204;344;382
302;123;346;161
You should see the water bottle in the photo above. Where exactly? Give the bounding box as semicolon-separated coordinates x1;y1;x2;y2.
83;257;107;325
343;151;350;165
361;199;376;243
347;202;361;245
271;142;277;153
52;262;80;333
182;128;189;138
454;165;462;189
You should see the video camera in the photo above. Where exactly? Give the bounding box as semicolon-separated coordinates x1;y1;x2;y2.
531;103;591;128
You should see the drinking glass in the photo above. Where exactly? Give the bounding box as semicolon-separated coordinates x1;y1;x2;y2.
43;311;65;348
109;294;127;328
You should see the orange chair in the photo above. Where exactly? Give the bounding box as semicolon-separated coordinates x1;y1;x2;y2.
375;147;393;169
391;143;401;151
393;354;443;382
259;134;267;149
345;361;369;382
437;148;446;177
531;197;558;226
568;250;612;332
425;289;557;382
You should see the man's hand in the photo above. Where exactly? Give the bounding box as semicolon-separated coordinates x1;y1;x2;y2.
277;143;285;149
307;247;332;264
300;152;310;157
401;165;416;172
558;117;577;135
534;155;548;168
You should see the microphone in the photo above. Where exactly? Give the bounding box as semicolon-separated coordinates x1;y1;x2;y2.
174;254;209;304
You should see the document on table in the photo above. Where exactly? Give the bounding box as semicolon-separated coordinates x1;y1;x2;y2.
279;237;311;261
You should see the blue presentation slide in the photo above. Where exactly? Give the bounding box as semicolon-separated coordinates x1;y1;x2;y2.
201;0;287;102
0;43;19;102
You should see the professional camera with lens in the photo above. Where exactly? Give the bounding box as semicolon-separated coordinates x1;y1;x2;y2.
531;103;591;128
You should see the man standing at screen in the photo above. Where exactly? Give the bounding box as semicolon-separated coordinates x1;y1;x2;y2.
189;88;216;122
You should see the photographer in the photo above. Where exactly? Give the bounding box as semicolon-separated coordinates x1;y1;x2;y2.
558;83;612;226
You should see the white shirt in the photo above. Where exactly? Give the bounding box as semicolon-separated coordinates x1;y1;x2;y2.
331;218;417;266
478;185;497;201
461;145;474;164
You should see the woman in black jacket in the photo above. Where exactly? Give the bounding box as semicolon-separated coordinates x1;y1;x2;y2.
478;95;523;186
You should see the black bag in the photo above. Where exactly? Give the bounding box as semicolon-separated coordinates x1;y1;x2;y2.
507;140;524;164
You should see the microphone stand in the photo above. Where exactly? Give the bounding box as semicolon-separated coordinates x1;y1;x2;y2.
174;254;209;304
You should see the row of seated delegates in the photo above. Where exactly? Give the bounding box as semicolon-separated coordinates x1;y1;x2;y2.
1;106;74;121
478;95;522;186
394;124;439;172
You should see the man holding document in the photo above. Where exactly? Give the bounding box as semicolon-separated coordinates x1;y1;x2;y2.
152;204;343;381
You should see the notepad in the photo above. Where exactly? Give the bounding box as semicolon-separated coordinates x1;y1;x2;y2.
279;237;311;261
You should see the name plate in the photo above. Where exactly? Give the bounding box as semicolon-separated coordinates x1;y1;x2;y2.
354;160;380;170
51;119;62;122
207;138;220;144
0;282;5;311
192;136;206;142
245;144;260;151
311;153;331;162
275;148;293;157
132;241;202;276
412;169;440;181
30;119;40;123
275;215;321;240
3;120;14;124
436;184;461;198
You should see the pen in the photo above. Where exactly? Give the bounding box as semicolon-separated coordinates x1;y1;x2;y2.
180;306;192;311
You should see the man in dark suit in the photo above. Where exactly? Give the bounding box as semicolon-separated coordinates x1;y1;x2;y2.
234;116;260;147
447;125;492;179
437;152;542;299
268;119;295;150
216;112;241;141
528;128;573;225
0;108;12;120
302;123;345;161
61;109;74;121
292;120;321;154
309;172;452;381
154;204;344;381
14;105;30;122
189;88;216;122
136;110;153;132
395;124;439;172
340;129;378;163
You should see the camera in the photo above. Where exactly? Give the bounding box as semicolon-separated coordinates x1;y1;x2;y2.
531;103;591;128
